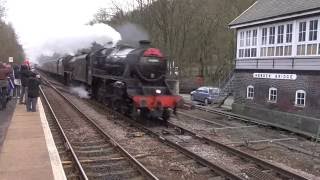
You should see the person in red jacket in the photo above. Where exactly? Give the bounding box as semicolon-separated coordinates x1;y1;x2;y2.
0;63;10;87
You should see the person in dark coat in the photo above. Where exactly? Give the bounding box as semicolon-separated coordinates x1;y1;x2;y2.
26;73;41;112
7;64;15;99
0;63;10;110
19;64;31;104
13;64;21;98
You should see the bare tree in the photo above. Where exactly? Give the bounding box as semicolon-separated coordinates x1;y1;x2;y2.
91;0;255;84
0;0;6;20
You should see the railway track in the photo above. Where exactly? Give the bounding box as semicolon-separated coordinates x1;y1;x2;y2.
39;74;313;179
40;83;158;180
77;98;309;179
40;76;238;179
68;98;246;180
193;105;317;139
41;95;81;179
101;106;308;180
161;122;308;180
180;105;320;159
173;110;288;143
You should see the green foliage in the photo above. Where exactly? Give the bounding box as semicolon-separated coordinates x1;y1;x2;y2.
92;0;255;85
0;22;25;64
0;1;25;64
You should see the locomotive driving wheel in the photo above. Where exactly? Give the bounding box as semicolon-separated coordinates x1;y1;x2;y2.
162;108;170;121
92;80;104;102
130;105;140;121
111;98;121;112
162;108;170;126
111;98;128;114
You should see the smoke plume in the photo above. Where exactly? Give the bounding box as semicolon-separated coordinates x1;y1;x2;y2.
115;22;150;47
70;86;90;99
34;23;121;62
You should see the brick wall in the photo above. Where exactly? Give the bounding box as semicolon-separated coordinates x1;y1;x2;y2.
233;70;320;118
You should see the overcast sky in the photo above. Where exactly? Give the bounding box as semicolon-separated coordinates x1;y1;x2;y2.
6;0;132;61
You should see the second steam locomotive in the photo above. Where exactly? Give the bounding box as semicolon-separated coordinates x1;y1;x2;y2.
40;40;181;123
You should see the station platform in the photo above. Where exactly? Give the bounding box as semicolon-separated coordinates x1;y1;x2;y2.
0;99;66;180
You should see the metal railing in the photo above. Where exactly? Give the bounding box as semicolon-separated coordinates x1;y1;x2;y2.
235;57;320;70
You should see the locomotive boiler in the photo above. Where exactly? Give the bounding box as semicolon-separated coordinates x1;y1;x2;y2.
40;41;181;124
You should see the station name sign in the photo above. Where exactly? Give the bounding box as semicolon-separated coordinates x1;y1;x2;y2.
253;73;297;80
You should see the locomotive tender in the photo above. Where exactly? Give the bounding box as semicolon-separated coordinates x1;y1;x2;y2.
40;41;181;123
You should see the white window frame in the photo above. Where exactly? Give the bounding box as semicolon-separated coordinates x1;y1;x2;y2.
262;28;268;45
284;45;292;56
299;21;307;42
247;85;254;99
309;19;318;41
259;22;294;58
277;25;284;44
237;16;320;59
269;26;276;44
295;90;306;107
252;29;258;46
297;44;306;55
286;24;293;43
268;87;277;103
240;32;245;47
246;30;251;46
237;28;258;59
296;18;320;56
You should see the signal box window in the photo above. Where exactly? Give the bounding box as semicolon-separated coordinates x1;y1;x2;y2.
268;88;277;103
269;27;275;44
299;22;306;42
247;85;254;99
309;20;318;41
262;28;267;45
295;90;306;107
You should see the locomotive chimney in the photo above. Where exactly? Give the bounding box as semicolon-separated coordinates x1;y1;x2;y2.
139;40;151;47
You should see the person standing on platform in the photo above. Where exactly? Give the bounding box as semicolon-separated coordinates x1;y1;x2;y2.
0;63;10;110
26;73;41;112
13;64;21;98
6;63;15;99
19;64;31;104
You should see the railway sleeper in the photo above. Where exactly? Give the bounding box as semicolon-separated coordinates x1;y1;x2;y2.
86;168;143;180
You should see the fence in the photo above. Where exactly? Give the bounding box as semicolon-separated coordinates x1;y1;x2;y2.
235;57;320;70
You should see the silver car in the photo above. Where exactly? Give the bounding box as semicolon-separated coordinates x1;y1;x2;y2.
190;86;220;105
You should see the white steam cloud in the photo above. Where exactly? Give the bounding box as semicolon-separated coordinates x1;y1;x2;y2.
33;23;121;61
115;22;149;47
70;86;90;99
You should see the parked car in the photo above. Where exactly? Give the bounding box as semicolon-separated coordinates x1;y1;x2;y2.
190;86;220;105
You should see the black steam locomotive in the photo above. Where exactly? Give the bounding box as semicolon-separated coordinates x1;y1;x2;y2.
40;41;181;123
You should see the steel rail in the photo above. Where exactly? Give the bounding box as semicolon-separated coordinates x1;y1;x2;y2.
176;110;226;127
40;86;89;180
167;121;309;180
194;105;316;138
195;105;266;125
40;73;306;179
97;111;246;180
42;79;159;180
145;129;245;180
67;92;246;179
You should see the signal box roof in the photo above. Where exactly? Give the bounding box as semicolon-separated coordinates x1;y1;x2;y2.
229;0;320;28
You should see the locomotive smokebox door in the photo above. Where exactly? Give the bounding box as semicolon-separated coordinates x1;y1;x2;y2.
139;40;151;47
